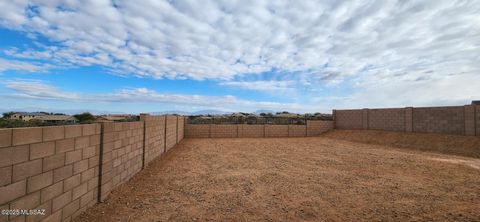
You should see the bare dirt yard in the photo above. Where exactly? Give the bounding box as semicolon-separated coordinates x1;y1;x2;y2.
75;130;480;221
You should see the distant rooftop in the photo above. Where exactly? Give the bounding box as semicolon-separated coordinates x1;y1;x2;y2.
36;115;75;121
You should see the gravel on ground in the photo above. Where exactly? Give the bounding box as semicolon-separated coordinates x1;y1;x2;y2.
75;131;480;221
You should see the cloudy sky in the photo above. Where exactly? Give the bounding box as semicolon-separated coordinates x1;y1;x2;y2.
0;0;479;114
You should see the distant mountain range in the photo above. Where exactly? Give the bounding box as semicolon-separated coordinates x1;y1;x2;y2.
1;108;282;116
151;109;278;115
253;109;276;114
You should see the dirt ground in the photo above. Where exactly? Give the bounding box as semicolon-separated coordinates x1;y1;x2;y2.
322;130;480;158
75;132;480;221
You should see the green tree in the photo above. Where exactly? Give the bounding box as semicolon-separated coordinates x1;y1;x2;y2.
2;112;15;118
73;112;95;122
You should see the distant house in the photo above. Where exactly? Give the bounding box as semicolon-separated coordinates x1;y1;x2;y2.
94;116;111;122
230;113;246;117
8;112;46;121
275;113;300;118
36;115;77;124
94;114;136;122
7;112;77;124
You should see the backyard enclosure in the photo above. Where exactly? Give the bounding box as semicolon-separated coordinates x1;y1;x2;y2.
75;135;480;221
1;104;479;222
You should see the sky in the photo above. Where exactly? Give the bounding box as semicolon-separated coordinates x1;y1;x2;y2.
0;0;479;114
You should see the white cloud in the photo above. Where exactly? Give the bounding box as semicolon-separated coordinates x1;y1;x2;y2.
4;79;81;99
0;1;479;107
3;80;307;112
219;80;295;92
0;58;53;73
334;71;480;109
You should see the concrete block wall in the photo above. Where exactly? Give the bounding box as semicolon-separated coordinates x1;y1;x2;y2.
362;109;369;129
141;114;184;163
184;120;333;138
99;122;144;202
307;120;334;136
211;125;238;138
265;125;289;137
0;124;101;222
413;106;465;135
405;107;413;132
177;117;185;143
464;105;475;136
143;116;165;166
238;125;265;138
334;105;480;136
368;108;406;131
184;125;210;138
334;109;363;129
165;116;178;152
289;125;307;137
476;105;480;136
140;115;184;163
1;114;185;222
